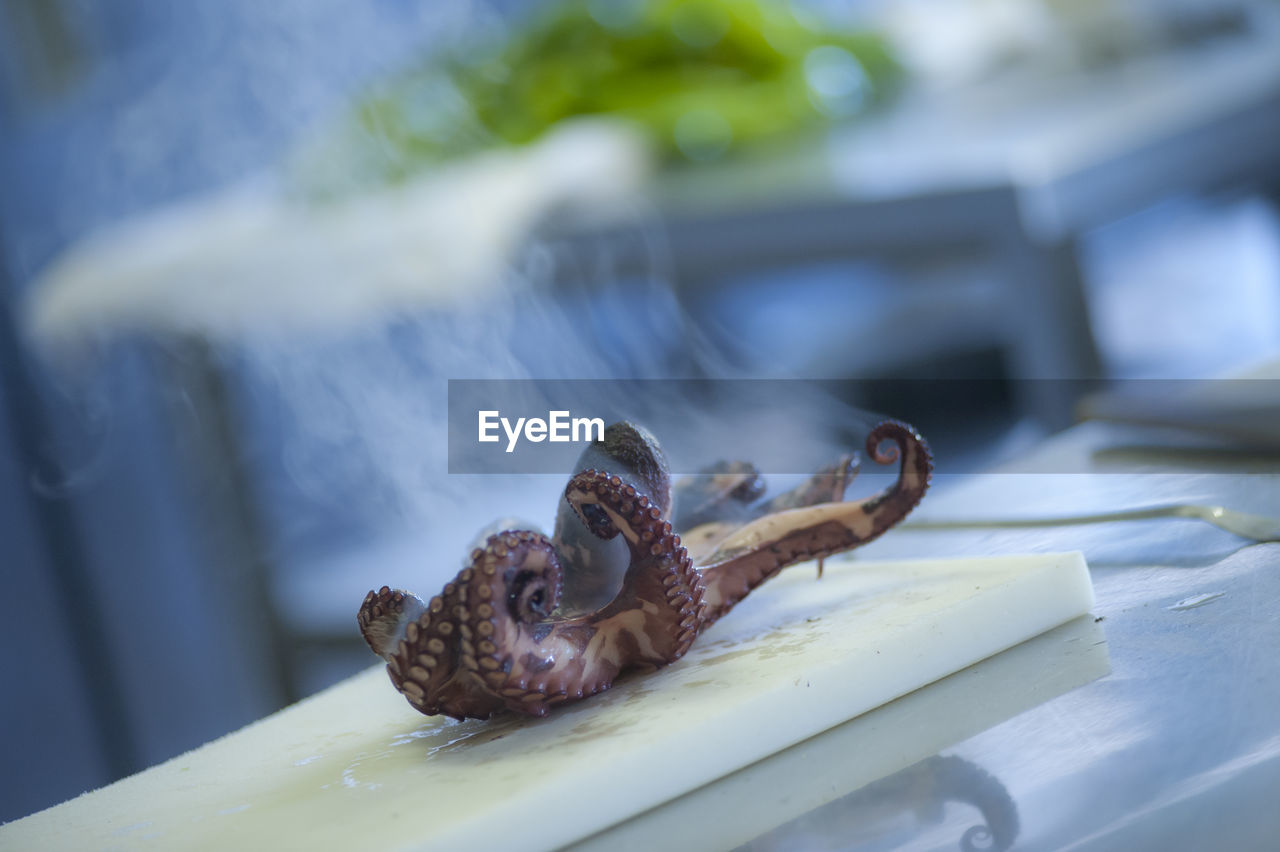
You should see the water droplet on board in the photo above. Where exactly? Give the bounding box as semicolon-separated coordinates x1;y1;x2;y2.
1167;591;1226;611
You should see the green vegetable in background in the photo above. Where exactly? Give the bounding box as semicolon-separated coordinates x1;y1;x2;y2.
331;0;900;185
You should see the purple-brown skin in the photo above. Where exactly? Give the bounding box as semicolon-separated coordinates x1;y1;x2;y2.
358;420;932;720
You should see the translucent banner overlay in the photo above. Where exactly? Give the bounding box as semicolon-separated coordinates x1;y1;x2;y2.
447;379;1280;475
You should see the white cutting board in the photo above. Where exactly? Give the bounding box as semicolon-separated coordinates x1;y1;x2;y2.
1;552;1093;851
577;613;1110;851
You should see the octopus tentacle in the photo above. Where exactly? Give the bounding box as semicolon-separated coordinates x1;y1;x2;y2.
672;460;767;531
383;532;567;719
458;472;704;717
553;422;672;615
384;576;471;717
759;452;860;515
678;452;864;565
452;531;576;717
566;469;707;666
698;420;932;624
357;586;426;658
371;473;706;719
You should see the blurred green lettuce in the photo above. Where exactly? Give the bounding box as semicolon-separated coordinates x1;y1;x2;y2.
342;0;899;182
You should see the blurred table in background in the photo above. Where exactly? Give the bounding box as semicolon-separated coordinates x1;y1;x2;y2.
705;409;1280;850
548;29;1280;424
710;414;1280;850
790;418;1280;850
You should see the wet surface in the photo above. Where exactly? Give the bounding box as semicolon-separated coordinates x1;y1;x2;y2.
2;540;1088;852
741;422;1280;850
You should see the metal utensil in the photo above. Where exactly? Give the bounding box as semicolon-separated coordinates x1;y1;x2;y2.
901;504;1280;543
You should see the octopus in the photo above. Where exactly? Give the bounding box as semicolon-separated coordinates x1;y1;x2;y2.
358;420;932;720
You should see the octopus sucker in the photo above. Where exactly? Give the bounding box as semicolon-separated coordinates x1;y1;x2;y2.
358;419;932;720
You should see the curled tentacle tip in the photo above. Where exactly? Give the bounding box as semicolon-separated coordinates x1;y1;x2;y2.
578;501;617;539
475;531;564;622
513;577;558;622
566;469;623;539
874;445;901;464
357;586;426;660
866;420;927;465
